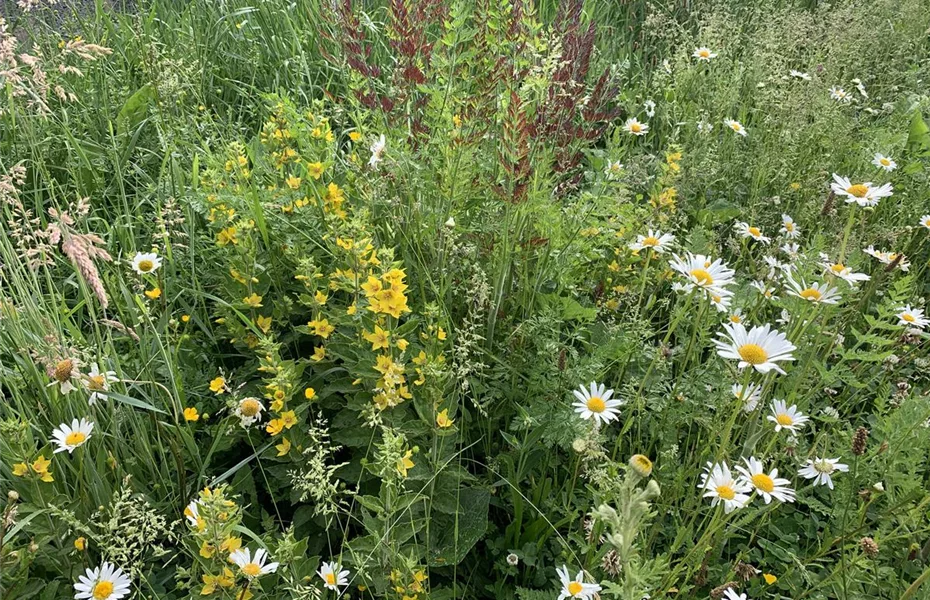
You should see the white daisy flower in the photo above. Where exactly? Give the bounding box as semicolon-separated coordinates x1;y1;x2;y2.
732;382;763;412
780;214;800;239
789;70;811;80
708;290;733;313
852;78;867;99
697;119;713;133
863;246;910;271
369;134;386;168
643;99;656;117
819;254;870;285
51;418;94;454
669;253;736;295
723;118;747;136
723;590;749;600
556;565;601;600
766;399;810;433
751;280;778;300
799;457;848;489
235;397;265;428
830;174;893;207
763;256;789;280
572;382;624;426
829;86;852;103
780;243;801;260
318;561;350;591
74;562;131;600
628;230;675;254
692;47;717;61
130;252;162;275
917;215;930;230
896;305;929;330
623;117;649;136
736;457;795;503
784;275;841;305
83;363;118;404
872;153;896;171
734;222;770;244
604;160;624;179
230;547;279;579
727;309;744;325
699;462;751;513
713;322;797;375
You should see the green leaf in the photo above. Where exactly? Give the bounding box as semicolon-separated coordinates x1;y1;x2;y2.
107;392;168;415
117;83;155;135
428;487;490;566
906;111;930;157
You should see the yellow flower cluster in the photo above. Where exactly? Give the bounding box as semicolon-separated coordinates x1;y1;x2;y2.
12;455;53;483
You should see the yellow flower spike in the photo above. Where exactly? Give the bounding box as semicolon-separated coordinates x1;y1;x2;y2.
144;287;162;300
209;377;226;394
74;537;86;551
275;437;291;457
183;407;200;422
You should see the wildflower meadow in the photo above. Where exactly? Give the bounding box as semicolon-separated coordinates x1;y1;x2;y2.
3;0;930;599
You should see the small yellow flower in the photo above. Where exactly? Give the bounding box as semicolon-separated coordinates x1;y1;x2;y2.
256;315;272;333
74;537;86;551
266;419;284;436
199;541;215;558
31;455;53;482
280;410;297;429
12;463;28;477
437;327;447;341
285;175;301;190
396;338;409;351
308;318;335;338
209;376;226;394
217;226;238;246
184;407;200;422
220;537;242;554
306;162;324;179
304;387;316;400
243;293;263;308
275;437;291;456
311;346;326;362
396;450;415;478
145;287;162;300
763;573;777;585
181;314;191;323
364;325;391;351
436;409;453;429
314;290;328;305
346;303;357;315
349;131;362;142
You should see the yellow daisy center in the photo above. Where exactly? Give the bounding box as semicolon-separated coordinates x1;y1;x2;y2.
902;313;915;323
846;184;869;198
799;288;822;301
137;259;154;272
642;236;660;247
880;158;890;166
242;563;261;577
54;359;74;382
716;484;735;500
65;432;87;446
698;49;709;57
751;473;775;493
92;581;114;600
88;375;105;390
738;343;768;365
775;413;793;427
785;222;794;231
325;573;336;585
814;460;835;474
730;123;741;131
586;396;606;413
239;398;261;417
630;123;642;133
748;226;761;237
924;219;930;227
729;315;741;323
568;582;584;596
690;268;713;286
830;263;845;273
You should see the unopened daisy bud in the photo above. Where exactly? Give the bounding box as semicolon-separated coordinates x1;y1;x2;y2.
444;216;455;228
852;426;869;455
8;490;19;502
506;553;519;566
859;536;879;559
644;479;661;499
571;439;587;453
873;481;884;492
629;454;653;478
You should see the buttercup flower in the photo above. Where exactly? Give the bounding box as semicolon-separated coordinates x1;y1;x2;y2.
799;457;848;489
130;251;162;275
51;418;94;453
73;562;131;600
629;230;675;254
556;565;601;600
714;323;796;374
699;462;751;513
736;457;795;503
229;547;279;579
766;400;809;433
572;382;624;426
318;561;349;591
